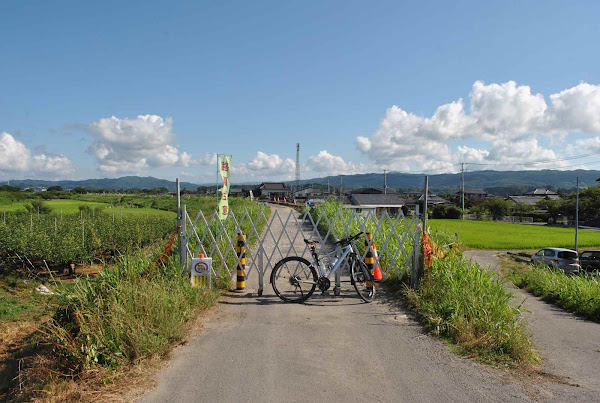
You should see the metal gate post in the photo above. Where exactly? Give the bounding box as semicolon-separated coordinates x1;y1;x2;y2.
234;232;246;292
412;205;420;288
180;204;188;274
258;246;264;296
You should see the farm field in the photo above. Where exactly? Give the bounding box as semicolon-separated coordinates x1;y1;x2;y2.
429;219;600;250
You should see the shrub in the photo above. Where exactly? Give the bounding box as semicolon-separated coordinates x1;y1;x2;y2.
25;200;52;214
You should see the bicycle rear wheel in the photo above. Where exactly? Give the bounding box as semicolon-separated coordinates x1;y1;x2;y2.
351;258;375;302
271;256;318;303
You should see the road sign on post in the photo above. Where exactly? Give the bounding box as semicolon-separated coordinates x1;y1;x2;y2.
191;255;212;289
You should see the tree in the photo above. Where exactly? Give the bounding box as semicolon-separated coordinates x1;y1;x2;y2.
0;184;21;192
537;199;561;220
73;187;88;194
559;187;600;221
482;198;510;220
513;202;533;217
47;185;63;192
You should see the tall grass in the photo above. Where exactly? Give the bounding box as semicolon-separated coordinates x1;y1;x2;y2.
407;255;536;364
42;253;218;372
511;265;600;322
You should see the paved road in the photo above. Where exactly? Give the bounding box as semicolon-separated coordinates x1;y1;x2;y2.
465;251;600;397
141;207;596;402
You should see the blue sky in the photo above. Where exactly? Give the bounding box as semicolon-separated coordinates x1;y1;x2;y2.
1;0;600;183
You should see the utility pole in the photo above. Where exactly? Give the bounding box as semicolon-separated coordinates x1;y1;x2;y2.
575;177;579;252
423;176;429;233
339;175;343;198
384;170;388;194
327;178;330;195
461;162;465;220
295;143;300;193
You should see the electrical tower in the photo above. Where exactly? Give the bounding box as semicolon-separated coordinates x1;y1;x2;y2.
295;143;300;192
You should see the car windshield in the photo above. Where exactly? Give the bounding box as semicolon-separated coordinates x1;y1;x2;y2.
557;251;577;260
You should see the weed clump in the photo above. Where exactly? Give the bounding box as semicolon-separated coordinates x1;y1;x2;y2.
406;255;536;364
42;253;218;372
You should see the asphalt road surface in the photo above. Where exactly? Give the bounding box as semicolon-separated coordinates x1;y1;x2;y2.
465;250;600;397
141;207;598;402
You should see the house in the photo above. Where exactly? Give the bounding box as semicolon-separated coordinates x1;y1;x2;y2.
506;195;548;207
458;189;493;202
229;188;244;197
525;188;560;200
400;191;452;208
345;193;405;215
255;182;291;199
349;187;397;195
506;188;561;207
294;187;323;200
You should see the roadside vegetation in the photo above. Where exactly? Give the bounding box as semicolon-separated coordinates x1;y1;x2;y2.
401;255;536;364
429;219;600;249
313;201;536;365
502;256;600;322
0;194;269;401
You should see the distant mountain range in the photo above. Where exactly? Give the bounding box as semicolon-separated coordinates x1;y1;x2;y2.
6;169;600;195
7;176;200;191
296;169;600;195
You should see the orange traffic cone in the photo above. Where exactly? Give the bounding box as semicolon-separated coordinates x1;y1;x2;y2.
293;199;297;205
372;243;383;281
284;198;287;203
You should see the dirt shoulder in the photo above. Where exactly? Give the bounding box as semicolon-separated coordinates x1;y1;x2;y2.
464;250;600;395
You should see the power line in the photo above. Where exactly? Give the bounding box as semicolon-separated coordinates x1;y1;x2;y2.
466;152;600;167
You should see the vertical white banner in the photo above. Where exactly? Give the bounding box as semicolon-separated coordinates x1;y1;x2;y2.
218;155;231;221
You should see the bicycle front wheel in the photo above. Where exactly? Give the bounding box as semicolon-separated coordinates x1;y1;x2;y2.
351;259;375;302
271;256;318;303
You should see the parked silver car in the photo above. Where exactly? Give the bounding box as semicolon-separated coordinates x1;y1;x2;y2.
530;248;580;273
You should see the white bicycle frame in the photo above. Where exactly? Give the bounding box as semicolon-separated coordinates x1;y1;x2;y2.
314;243;353;280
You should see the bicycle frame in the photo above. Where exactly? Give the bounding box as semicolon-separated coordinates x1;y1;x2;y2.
300;243;356;286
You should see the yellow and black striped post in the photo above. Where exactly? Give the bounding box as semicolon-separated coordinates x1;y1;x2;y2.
235;232;246;292
364;233;374;290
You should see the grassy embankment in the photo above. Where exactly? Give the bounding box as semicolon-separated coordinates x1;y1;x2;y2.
429;219;600;250
314;201;536;365
0;196;269;401
501;256;600;322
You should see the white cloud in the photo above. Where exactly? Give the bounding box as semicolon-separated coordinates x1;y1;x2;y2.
546;83;600;133
32;154;74;173
307;150;369;175
357;81;600;172
89;114;192;173
0;132;74;175
234;151;296;181
0;132;31;171
570;136;600;154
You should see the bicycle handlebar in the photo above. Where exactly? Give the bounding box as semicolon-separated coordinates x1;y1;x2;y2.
335;232;364;245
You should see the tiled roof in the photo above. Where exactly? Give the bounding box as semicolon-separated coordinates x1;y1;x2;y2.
350;193;404;206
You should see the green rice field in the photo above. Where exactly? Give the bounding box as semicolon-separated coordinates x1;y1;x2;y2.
429;219;600;250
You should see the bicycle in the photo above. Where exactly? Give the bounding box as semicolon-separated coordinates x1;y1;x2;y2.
270;232;375;303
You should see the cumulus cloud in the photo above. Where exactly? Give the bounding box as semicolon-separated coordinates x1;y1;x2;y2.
89;115;192;173
235;151;296;180
307;150;369;175
0;132;74;175
357;81;600;172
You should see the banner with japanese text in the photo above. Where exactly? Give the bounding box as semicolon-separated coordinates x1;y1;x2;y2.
218;155;231;221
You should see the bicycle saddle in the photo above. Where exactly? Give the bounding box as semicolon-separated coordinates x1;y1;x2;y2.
303;239;320;246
